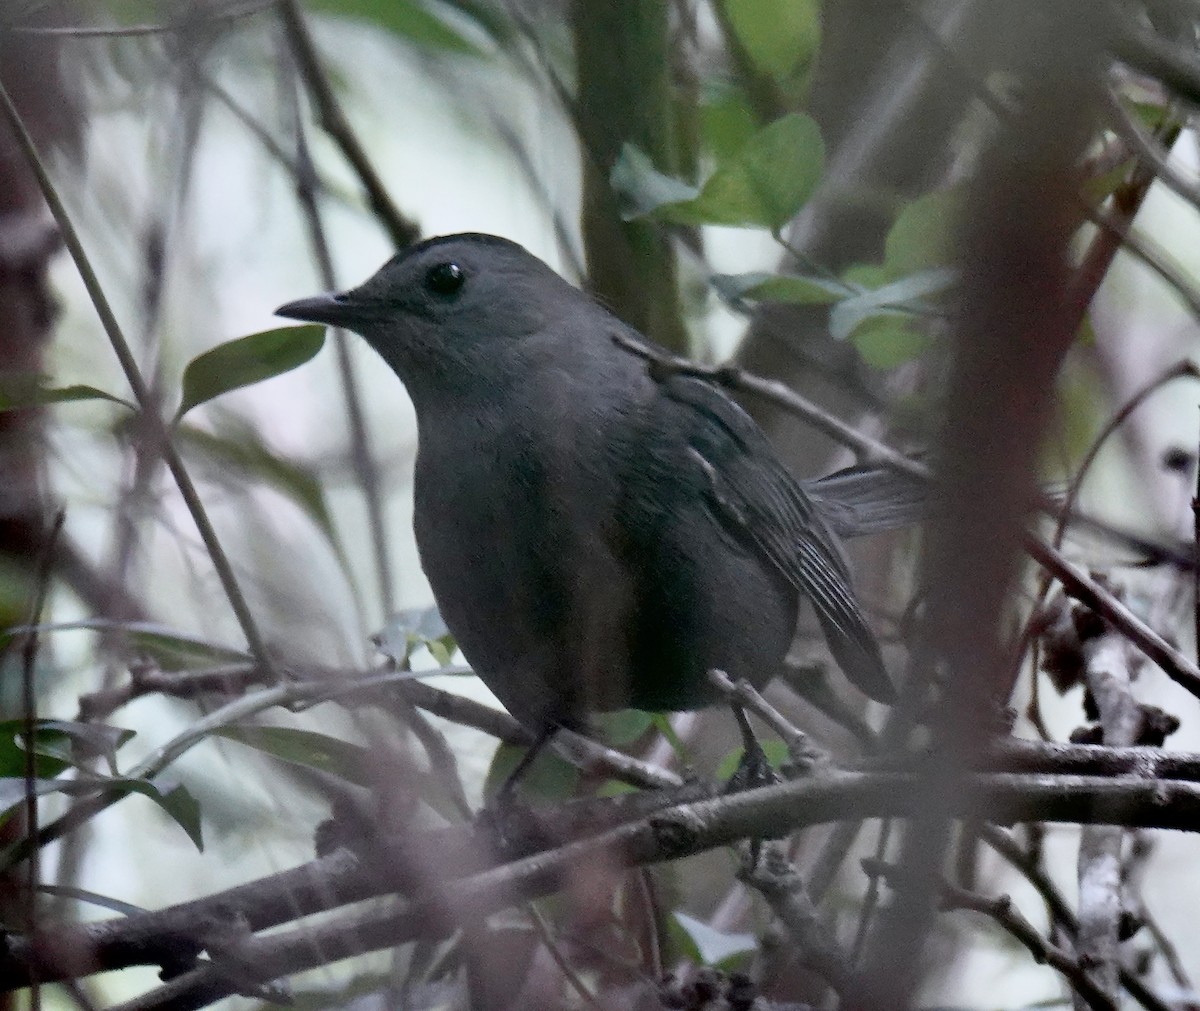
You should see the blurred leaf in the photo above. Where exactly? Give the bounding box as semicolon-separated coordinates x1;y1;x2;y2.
425;639;452;667
611;144;701;220
99;0;160;22
721;0;819;81
1055;358;1108;472
1131;100;1169;132
0;776;202;850
35;883;146;917
595;779;639;797
700;81;758;161
618;115;824;231
484;741;578;800
0;619;250;671
0;724;71;780
594;709;654;746
711;271;845;307
715;738;788;780
1081;157;1135;204
387;607;450;641
650;712;690;762
213;727;372;786
842;263;890;289
309;0;484;56
829;268;953;342
374;608;459;668
672;912;757;966
680;113;824;229
175;325;324;421
177;422;352;582
882;188;964;276
0;374;133;413
0;719;135;776
138;779;203;850
848;315;930;369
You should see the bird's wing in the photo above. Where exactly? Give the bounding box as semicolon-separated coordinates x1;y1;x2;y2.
662;375;895;703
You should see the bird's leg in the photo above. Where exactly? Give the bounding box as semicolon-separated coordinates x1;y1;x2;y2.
725;703;781;794
725;704;781;870
480;725;561;854
496;724;561;805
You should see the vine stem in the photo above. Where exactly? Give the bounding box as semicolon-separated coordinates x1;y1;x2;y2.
0;77;274;673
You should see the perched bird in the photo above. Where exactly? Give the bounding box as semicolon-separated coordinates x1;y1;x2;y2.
277;233;901;740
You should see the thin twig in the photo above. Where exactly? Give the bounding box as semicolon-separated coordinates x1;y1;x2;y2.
278;0;419;249
18;509;64;1011
940;880;1116;1011
1195;411;1200;668
982;825;1171;1011
527;904;605;1010
864;856;1118;1011
740;843;853;995
2;0;277;37
1103;87;1200;211
280;25;396;618
708;669;828;773
1076;623;1140;1002
0;77;275;676
89;769;1200;1010
850;819;892;966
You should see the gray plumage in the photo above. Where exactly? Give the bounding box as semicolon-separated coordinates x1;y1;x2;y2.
277;233;900;733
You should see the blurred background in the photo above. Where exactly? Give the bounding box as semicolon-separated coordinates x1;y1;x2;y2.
4;1;1200;1008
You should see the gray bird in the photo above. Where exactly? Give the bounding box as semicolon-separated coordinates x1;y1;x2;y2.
277;233;903;739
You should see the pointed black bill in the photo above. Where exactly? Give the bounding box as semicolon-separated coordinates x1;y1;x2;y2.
275;293;358;327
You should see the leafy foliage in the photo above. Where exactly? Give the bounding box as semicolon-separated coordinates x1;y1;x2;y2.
175;325;325;421
613;113;825;231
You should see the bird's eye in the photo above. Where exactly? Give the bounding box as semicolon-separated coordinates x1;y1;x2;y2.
425;261;465;296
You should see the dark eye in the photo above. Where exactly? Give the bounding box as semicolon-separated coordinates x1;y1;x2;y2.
425;261;465;296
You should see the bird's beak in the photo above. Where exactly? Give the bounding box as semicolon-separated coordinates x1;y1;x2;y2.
275;292;359;327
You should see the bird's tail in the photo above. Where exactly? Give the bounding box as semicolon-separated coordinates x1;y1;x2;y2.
805;462;926;540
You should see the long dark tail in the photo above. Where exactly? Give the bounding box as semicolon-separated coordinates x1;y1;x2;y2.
804;462;927;539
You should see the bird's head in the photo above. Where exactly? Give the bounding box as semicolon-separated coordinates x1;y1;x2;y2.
276;233;585;401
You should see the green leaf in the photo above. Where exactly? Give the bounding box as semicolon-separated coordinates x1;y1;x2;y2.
680;113;824;230
0;725;71;780
721;0;820;81
141;780;203;849
374;608;459;667
0;776;202;850
882;188;964;277
0;719;135;776
617;115;825;231
716;738;788;780
0;619;251;671
842;263;891;289
212;727;373;786
700;82;758;162
1081;157;1135;204
175;325;324;421
848;315;930;369
0;374;133;413
309;0;484;56
650;713;690;762
611;144;701;221
177;422;352;583
594;709;654;746
672;911;757;966
829;268;954;342
483;741;579;801
35;883;146;917
711;271;846;307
